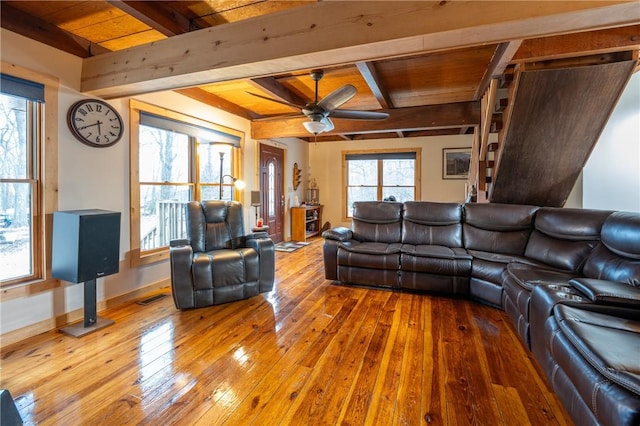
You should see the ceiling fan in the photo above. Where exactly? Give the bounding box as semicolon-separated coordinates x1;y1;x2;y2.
248;70;389;135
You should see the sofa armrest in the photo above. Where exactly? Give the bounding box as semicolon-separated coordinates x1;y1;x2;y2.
169;244;195;309
246;231;268;240
245;235;275;293
569;278;640;308
170;238;190;247
322;227;352;242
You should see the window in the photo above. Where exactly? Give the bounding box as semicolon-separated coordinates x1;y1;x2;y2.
0;74;44;285
344;149;420;217
130;101;243;264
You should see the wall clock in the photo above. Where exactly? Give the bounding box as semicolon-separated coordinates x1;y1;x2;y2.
67;99;124;148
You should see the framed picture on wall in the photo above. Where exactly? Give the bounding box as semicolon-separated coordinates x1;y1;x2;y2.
443;147;471;179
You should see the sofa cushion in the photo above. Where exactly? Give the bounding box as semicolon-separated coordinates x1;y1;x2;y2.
582;212;640;288
583;244;640;288
401;245;471;276
463;203;538;255
192;248;259;290
402;201;463;247
554;304;640;395
339;241;401;255
533;207;611;240
401;244;470;260
352;201;403;243
524;231;598;273
337;242;401;270
401;254;471;276
601;211;640;260
524;207;611;272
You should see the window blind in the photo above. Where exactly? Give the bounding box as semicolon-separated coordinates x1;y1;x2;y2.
0;73;45;103
346;152;416;161
140;111;241;147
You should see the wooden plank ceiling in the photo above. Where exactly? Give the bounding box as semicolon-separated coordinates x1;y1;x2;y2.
2;1;639;143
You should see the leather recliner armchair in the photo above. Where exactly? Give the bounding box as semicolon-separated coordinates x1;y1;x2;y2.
169;200;275;309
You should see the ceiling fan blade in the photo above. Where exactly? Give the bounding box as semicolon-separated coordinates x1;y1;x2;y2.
318;84;356;112
329;109;390;120
246;91;303;110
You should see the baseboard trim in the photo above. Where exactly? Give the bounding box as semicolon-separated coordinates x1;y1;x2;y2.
1;278;171;347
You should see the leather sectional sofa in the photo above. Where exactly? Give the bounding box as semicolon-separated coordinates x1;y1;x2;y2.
322;201;640;426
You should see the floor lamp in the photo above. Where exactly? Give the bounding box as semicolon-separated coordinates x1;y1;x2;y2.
219;151;245;200
251;190;261;224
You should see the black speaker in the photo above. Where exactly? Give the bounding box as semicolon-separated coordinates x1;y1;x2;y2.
0;389;22;426
52;209;121;283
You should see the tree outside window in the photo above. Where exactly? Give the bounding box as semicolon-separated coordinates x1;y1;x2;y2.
139;125;191;251
132;102;242;259
0;92;40;283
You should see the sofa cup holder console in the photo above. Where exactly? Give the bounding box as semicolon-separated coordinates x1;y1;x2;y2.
555;291;585;302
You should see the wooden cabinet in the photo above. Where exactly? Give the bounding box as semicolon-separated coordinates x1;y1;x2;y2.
291;205;323;242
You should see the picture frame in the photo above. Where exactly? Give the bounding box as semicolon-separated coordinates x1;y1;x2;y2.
443;147;471;180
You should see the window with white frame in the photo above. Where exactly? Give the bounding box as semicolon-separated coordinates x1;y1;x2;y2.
132;104;243;260
0;74;44;284
344;150;419;217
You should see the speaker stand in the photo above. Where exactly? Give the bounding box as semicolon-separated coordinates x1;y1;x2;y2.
60;279;114;337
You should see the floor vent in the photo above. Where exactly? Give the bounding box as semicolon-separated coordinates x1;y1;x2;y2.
136;294;168;306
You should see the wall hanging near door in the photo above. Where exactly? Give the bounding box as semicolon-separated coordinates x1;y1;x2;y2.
293;162;302;190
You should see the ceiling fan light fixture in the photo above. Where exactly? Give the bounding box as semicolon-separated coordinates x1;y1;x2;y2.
303;120;327;135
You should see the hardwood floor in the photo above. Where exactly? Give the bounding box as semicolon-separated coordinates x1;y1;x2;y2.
1;239;572;425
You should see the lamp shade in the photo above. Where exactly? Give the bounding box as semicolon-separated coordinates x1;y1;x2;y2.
233;179;246;190
303;120;327;135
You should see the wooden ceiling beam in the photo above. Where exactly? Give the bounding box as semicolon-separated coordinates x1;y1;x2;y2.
107;1;194;36
0;3;110;58
350;132;403;140
514;25;640;63
356;62;393;109
407;129;466;138
248;77;308;107
251;102;480;139
473;41;522;101
175;87;260;120
81;1;640;98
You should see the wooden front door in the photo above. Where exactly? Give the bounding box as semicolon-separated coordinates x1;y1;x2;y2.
259;143;285;243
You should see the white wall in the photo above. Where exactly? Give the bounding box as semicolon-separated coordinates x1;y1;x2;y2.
0;29;308;337
309;134;474;227
583;71;640;212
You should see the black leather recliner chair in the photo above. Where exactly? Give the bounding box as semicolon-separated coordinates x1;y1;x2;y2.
169;200;275;309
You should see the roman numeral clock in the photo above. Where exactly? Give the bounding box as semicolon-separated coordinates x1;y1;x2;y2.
67;99;124;148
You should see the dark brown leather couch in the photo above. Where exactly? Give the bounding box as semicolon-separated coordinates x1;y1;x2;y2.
502;207;613;348
169;200;275;309
322;201;640;426
463;202;540;306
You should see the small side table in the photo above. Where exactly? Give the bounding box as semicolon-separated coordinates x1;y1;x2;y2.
252;225;269;234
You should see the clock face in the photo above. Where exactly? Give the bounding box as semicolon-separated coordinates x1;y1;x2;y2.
67;99;124;147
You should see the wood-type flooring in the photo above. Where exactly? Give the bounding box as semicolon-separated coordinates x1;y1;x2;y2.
0;239;572;425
